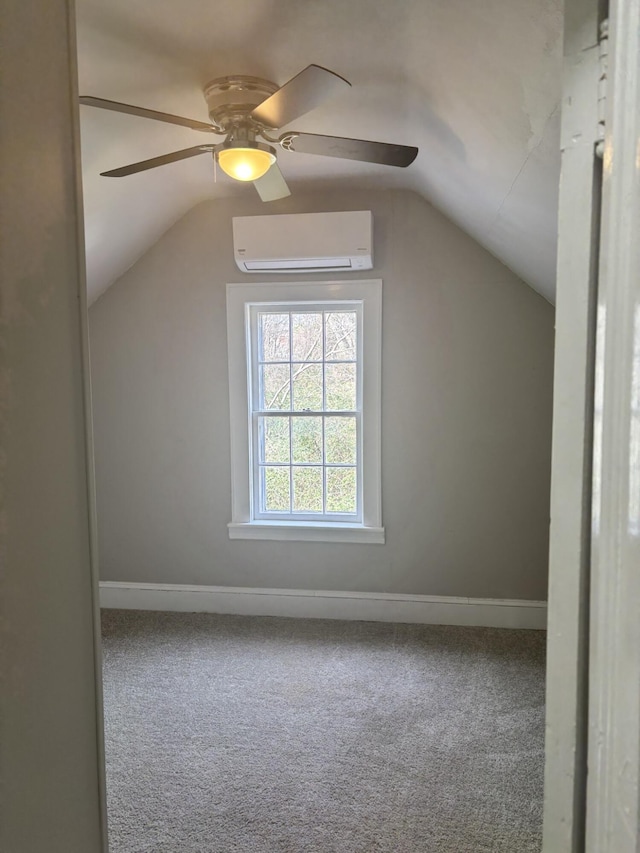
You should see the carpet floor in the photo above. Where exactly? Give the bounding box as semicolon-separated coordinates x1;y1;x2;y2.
101;610;546;853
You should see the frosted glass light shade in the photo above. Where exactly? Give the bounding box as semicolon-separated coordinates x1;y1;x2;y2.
217;147;276;181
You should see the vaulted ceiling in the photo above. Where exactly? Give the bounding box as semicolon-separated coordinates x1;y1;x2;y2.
76;0;562;305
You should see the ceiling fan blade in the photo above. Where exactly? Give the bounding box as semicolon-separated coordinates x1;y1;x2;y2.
280;132;418;167
250;65;350;129
253;163;291;202
100;145;214;177
79;96;218;133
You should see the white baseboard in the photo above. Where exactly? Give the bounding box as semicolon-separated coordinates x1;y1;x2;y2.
99;582;547;630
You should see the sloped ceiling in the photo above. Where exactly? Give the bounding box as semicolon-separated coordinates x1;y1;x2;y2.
76;0;562;305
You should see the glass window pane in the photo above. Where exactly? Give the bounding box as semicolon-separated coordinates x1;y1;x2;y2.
292;467;323;513
326;467;357;514
261;416;290;464
325;417;357;464
325;311;357;361
292;417;322;464
260;364;290;410
292;363;323;411
325;363;356;411
263;466;290;512
259;313;290;362
292;313;323;361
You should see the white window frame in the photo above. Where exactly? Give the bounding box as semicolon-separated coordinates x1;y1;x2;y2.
249;301;363;525
226;279;384;544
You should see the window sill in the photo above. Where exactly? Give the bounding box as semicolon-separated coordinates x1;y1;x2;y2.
227;521;385;544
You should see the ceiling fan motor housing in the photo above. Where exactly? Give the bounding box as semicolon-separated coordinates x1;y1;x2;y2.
203;75;279;131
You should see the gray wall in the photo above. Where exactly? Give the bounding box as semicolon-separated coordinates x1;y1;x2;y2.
89;189;554;601
1;1;106;851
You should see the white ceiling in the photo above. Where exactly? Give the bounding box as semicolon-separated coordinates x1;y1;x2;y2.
76;0;563;305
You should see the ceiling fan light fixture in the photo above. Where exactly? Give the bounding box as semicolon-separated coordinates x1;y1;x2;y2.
217;143;276;182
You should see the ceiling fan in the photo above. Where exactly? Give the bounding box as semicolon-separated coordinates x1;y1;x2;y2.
79;64;418;202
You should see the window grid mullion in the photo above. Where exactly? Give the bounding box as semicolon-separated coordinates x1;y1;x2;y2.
260;359;355;366
258;462;357;469
321;311;327;515
288;312;293;513
256;410;356;417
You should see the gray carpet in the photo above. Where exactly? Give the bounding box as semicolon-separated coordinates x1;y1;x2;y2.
101;610;546;852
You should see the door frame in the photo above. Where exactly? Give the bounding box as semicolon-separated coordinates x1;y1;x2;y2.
585;1;640;849
544;0;640;850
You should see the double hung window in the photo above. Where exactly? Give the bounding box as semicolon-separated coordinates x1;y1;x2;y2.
227;280;383;543
251;305;360;521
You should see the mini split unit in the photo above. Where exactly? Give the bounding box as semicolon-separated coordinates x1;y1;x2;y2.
232;210;373;273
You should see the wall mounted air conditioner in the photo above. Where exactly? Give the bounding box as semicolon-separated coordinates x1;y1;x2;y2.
232;210;373;273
